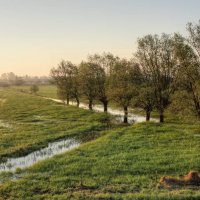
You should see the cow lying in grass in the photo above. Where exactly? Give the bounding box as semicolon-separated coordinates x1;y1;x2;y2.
160;171;200;187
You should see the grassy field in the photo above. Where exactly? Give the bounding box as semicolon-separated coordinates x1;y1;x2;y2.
13;85;58;99
14;85;160;118
0;87;200;199
0;88;109;163
0;122;200;199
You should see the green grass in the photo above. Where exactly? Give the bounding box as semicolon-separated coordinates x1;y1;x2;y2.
36;85;58;98
14;85;197;122
0;122;200;199
0;88;109;163
0;87;200;199
13;85;58;99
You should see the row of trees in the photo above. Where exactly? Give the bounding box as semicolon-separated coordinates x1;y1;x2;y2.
0;72;50;87
51;20;200;123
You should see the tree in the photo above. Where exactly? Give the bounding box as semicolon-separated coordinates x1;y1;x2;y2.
14;77;24;86
70;67;80;107
173;31;200;119
88;52;120;75
78;62;100;110
94;66;108;112
56;85;69;105
88;53;119;112
136;34;178;122
169;90;195;118
109;59;140;123
51;60;80;106
0;72;17;85
133;85;156;121
30;85;39;94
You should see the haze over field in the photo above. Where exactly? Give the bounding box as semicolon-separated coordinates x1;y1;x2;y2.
0;0;200;76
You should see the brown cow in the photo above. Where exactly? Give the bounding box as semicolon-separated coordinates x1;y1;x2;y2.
160;171;200;187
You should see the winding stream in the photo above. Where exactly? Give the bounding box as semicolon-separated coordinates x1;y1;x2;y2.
0;97;157;173
0;139;79;172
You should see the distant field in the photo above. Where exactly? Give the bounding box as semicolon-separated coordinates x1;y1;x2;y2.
13;85;58;98
13;85;158;118
0;87;199;199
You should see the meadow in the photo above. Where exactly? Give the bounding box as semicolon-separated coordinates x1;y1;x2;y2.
0;86;199;199
0;88;109;163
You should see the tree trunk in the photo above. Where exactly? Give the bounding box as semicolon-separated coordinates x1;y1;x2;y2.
123;106;128;123
146;111;151;121
76;98;80;108
191;87;200;119
66;98;69;106
194;101;200;119
159;111;164;123
103;101;108;112
89;100;93;110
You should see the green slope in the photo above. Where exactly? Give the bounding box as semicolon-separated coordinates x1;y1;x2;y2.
0;121;200;199
0;89;109;163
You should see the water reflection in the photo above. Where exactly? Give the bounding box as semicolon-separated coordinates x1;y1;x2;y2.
0;139;79;172
45;98;158;123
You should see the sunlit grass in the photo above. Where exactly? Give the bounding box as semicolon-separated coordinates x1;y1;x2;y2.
0;88;109;163
0;87;199;199
1;122;200;199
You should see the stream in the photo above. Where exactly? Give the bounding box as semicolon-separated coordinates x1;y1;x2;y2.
0;97;157;173
0;139;79;172
45;97;158;123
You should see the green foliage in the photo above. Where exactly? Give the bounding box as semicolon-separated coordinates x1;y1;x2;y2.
109;59;140;107
173;26;200;119
133;86;156;121
30;85;39;94
169;90;195;117
51;60;80;105
136;34;178;122
78;62;106;110
88;53;119;111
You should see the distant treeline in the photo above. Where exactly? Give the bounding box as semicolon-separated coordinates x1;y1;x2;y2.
51;20;200;123
0;72;51;87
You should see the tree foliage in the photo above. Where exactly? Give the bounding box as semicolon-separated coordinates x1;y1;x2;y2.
174;23;200;118
78;62;104;110
109;59;141;123
136;34;178;122
30;85;39;95
50;20;200;123
51;60;79;106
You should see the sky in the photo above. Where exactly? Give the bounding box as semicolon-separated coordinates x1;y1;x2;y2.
0;0;200;76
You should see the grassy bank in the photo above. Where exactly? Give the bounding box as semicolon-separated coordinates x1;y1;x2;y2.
13;85;196;122
0;121;200;199
0;88;109;163
0;87;199;199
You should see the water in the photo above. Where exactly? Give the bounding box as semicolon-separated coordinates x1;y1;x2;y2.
45;97;158;123
0;120;12;128
0;98;157;173
0;139;79;172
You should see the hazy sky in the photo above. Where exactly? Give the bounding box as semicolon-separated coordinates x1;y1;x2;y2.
0;0;200;76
